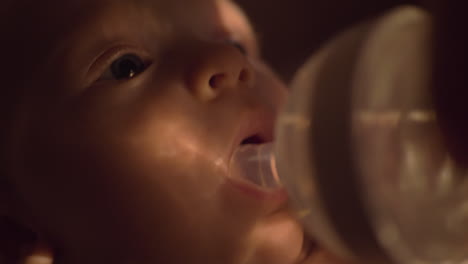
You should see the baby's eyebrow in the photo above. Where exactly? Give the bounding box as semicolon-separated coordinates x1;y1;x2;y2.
53;5;151;70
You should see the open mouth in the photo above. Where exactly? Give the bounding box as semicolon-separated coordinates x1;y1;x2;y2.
229;131;282;192
240;134;265;145
223;110;287;202
237;135;324;263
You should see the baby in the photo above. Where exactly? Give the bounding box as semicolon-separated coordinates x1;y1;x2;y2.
0;0;321;263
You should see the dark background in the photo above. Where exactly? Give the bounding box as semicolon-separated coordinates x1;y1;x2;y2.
236;0;423;81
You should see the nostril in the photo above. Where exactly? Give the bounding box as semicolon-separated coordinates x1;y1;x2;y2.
209;73;226;89
207;68;251;91
238;69;251;83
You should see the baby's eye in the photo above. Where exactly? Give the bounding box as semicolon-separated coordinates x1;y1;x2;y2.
229;40;248;56
101;54;147;80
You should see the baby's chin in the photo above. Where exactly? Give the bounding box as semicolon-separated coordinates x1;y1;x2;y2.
246;210;305;264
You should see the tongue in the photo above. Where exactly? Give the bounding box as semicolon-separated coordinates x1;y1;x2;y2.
229;142;282;189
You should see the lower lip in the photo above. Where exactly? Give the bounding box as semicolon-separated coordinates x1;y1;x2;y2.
224;140;288;206
224;175;288;202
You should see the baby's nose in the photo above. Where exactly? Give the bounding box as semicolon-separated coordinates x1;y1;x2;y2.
186;43;254;101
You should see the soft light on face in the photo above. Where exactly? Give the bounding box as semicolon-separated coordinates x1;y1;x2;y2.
1;1;307;264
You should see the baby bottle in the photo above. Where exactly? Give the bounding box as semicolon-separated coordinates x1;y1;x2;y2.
231;5;468;264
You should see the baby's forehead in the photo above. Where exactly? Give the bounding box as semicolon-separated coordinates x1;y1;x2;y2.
2;0;249;70
37;0;248;51
5;0;239;43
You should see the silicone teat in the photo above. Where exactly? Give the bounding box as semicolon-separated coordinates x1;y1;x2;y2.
229;142;282;189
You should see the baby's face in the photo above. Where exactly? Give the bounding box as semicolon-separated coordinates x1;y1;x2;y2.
4;0;308;263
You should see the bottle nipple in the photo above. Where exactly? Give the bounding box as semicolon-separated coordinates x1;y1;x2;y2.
229;142;282;189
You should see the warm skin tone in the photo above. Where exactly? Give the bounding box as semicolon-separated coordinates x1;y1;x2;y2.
0;0;319;263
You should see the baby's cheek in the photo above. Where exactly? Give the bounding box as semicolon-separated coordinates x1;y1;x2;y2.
254;62;288;110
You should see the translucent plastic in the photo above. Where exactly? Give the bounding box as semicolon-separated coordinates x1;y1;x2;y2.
230;7;468;264
274;25;357;262
229;143;282;189
275;6;468;264
352;7;468;264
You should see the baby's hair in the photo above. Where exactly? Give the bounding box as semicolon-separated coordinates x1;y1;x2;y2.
0;1;32;190
0;0;101;178
0;2;87;261
0;0;78;196
0;0;16;190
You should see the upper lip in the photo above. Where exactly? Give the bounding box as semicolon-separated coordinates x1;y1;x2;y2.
232;110;275;151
